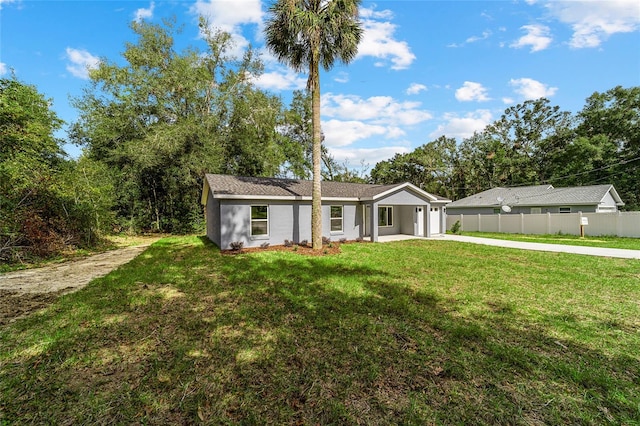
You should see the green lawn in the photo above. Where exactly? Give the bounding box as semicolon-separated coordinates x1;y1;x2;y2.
1;236;639;424
459;231;640;250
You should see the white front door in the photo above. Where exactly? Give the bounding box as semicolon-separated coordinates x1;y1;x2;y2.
430;207;441;234
414;207;424;237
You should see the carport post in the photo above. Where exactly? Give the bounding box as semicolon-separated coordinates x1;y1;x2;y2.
371;202;378;242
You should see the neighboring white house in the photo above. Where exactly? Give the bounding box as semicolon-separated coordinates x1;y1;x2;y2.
201;174;451;250
446;184;624;216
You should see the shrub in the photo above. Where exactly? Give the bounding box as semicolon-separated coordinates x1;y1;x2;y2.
339;238;347;244
260;242;270;249
229;241;244;251
322;236;331;245
284;239;293;247
451;220;461;234
298;239;308;247
355;237;363;243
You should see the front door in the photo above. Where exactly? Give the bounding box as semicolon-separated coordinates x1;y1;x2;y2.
414;207;424;237
430;207;441;234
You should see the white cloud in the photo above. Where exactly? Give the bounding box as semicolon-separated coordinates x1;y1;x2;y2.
190;0;263;58
510;24;552;52
357;6;416;70
545;0;640;48
251;68;306;91
406;83;427;95
334;72;349;83
429;110;493;140
455;81;491;102
328;146;411;167
466;30;492;43
65;48;100;79
0;0;18;10
509;77;557;99
322;93;432;126
321;119;389;147
0;62;7;76
133;2;154;22
502;97;514;104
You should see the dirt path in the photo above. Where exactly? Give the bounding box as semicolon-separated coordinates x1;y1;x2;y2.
0;240;158;326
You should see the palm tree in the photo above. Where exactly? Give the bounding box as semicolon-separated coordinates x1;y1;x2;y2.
265;0;363;250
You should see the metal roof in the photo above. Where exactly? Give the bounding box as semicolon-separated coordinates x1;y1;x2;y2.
447;184;624;208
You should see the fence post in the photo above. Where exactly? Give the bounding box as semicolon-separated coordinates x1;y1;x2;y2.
617;211;622;237
520;213;524;234
460;214;464;232
498;213;502;233
478;214;482;232
547;212;551;234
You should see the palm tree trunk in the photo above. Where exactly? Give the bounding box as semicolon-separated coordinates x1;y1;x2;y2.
311;61;322;250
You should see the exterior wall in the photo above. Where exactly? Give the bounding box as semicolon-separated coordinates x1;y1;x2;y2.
205;192;221;247
377;204;402;236
216;199;362;249
447;212;640;238
598;192;618;211
399;205;415;235
379;188;430;205
323;202;362;241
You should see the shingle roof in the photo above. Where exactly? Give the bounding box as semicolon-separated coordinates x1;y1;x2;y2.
447;184;624;208
203;174;450;201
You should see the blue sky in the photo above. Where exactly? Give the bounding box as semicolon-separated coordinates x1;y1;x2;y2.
2;0;639;169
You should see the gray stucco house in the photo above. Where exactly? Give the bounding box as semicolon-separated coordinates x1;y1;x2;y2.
201;174;451;250
446;184;624;215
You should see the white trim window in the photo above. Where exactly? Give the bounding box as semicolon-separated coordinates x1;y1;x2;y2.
330;205;343;233
250;205;269;236
531;207;542;214
559;207;571;214
378;206;393;227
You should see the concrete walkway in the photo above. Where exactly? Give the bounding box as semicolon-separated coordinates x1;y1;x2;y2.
378;234;640;259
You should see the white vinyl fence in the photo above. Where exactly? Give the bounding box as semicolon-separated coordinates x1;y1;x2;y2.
446;212;640;238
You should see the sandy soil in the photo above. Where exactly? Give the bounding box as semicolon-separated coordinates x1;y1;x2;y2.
0;242;156;326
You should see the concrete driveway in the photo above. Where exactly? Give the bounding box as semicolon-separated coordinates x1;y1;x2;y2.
441;234;640;259
378;234;640;259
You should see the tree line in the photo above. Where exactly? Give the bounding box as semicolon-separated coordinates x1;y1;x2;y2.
370;87;640;211
2;16;638;262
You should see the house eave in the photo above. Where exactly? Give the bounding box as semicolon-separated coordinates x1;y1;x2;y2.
212;194;360;202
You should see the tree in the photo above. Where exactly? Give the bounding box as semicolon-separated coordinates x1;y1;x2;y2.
1;77;113;262
72;18;290;232
576;86;640;209
265;0;363;250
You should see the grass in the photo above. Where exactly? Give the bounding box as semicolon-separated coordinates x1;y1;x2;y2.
1;236;639;424
459;231;640;250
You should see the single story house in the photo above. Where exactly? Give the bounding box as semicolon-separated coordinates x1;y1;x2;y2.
201;174;451;249
446;184;624;215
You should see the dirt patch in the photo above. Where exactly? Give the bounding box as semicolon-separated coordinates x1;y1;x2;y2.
0;239;158;325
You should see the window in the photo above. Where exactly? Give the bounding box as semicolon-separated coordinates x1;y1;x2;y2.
330;205;343;233
531;207;541;214
378;206;393;227
251;205;268;236
559;207;571;214
493;208;501;214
